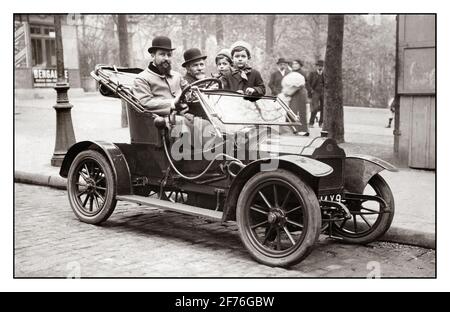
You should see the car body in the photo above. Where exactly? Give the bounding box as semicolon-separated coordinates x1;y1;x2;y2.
59;65;397;267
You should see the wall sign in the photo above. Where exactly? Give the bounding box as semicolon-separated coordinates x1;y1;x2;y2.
32;68;69;88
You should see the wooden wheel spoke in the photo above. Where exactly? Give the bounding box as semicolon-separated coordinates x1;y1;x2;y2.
263;225;274;245
82;193;90;208
89;194;94;211
95;186;107;191
282;226;296;246
95;175;105;184
339;218;348;229
286;206;302;214
91;167;99;181
280;190;291;210
286;219;303;229
360;207;381;214
94;194;102;210
353;211;379;215
273;185;279;207
251;220;269;230
360;214;373;228
353;214;358;233
94;190;105;202
77;189;88;198
258;191;273;209
79;171;89;182
250;206;269;215
83;164;91;178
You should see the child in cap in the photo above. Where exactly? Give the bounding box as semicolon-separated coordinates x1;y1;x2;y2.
214;48;233;78
220;41;266;96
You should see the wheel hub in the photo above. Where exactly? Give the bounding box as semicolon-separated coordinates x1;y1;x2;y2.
85;177;96;192
268;209;286;225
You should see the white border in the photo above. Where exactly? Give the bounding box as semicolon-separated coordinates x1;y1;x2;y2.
3;0;448;292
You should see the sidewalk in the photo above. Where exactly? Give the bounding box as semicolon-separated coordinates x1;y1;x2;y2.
14;94;436;249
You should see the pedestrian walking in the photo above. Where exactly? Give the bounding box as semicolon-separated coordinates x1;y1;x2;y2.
307;60;325;128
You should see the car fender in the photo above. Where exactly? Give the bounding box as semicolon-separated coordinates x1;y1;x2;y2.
222;155;333;221
344;154;398;193
59;140;132;195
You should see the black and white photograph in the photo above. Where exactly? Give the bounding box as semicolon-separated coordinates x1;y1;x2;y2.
6;0;446;293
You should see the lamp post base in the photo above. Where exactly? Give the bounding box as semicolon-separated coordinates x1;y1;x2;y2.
51;82;76;167
51;153;67;167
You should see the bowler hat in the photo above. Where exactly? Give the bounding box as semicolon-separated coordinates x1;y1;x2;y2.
277;57;288;65
316;60;324;66
148;36;175;54
182;48;207;67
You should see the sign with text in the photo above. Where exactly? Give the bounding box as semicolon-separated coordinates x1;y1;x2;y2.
32;68;69;88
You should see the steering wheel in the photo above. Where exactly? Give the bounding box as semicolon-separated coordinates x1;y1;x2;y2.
176;78;222;110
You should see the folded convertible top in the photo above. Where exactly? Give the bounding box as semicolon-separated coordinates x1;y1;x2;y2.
90;64;148;113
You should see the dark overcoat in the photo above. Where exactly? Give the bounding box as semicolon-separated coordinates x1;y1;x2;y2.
220;68;266;96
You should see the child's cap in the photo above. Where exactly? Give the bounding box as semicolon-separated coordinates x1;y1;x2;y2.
282;72;305;88
216;48;232;64
230;41;252;58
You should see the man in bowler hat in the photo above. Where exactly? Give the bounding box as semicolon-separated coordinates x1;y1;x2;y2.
132;35;184;116
182;48;208;84
307;59;325;128
268;57;290;96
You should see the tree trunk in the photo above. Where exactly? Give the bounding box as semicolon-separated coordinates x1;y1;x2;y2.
215;15;224;46
324;15;345;143
308;15;327;63
181;16;188;51
117;15;129;128
199;16;207;51
265;15;276;55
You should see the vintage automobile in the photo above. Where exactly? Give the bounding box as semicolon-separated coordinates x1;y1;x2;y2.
59;65;397;267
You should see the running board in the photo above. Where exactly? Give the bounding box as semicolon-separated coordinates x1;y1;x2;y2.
116;195;223;221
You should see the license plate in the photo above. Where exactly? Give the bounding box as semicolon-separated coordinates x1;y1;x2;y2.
319;194;342;202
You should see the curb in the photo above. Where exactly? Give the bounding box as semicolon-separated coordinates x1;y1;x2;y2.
15;171;67;190
381;228;435;250
14;170;435;250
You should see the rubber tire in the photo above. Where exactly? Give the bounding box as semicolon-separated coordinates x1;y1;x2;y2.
236;169;321;267
333;174;395;244
67;150;117;224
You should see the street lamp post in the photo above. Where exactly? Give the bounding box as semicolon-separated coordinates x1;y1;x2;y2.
51;14;76;167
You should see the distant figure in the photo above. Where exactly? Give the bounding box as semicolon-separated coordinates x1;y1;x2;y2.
268;57;290;96
182;48;208;84
290;58;308;81
221;40;266;96
386;97;395;128
307;60;325;128
279;72;309;135
214;48;233;78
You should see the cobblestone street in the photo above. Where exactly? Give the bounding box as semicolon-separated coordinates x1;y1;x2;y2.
14;183;435;278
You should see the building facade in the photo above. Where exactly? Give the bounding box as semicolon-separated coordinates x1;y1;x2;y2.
14;14;82;98
395;15;436;169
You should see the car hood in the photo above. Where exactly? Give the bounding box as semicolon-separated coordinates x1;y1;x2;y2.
257;133;324;156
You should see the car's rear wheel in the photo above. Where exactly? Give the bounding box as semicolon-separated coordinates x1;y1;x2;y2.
67;150;117;224
236;169;321;267
331;174;395;244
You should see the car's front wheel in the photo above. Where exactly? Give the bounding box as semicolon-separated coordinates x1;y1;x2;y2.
236;169;321;267
67;150;117;224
